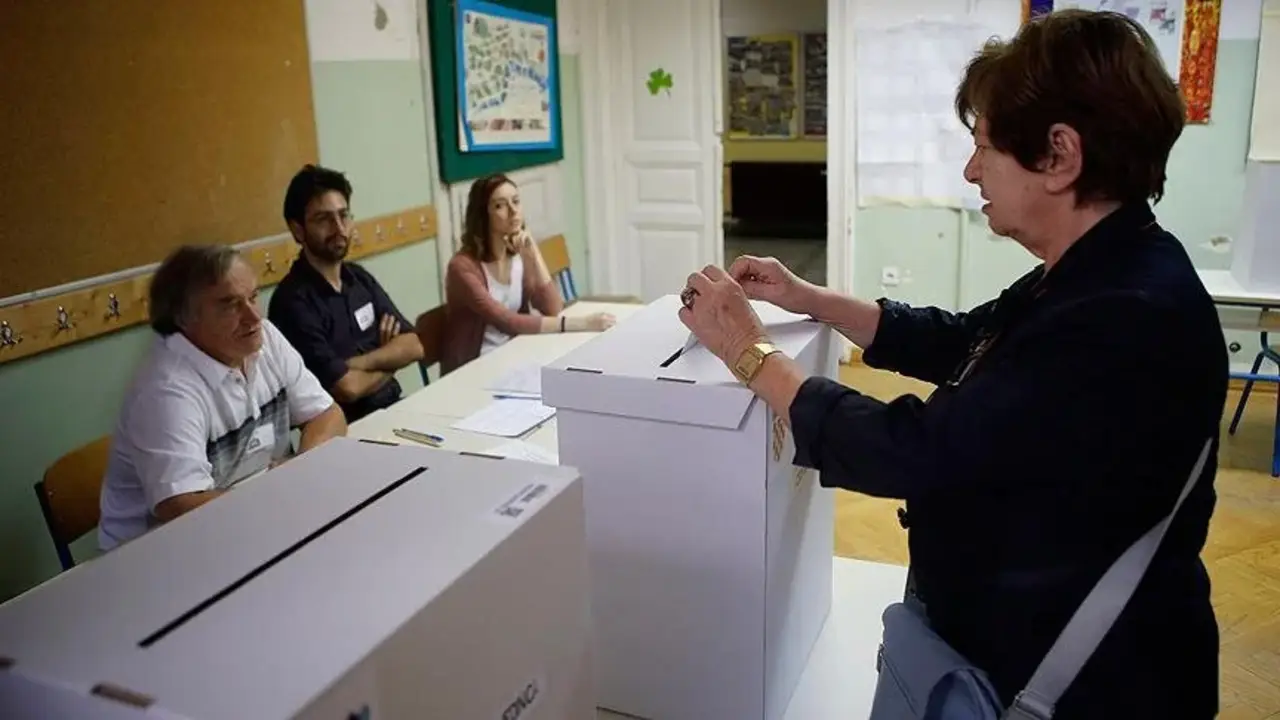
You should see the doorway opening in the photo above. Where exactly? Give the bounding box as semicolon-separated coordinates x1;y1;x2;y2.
720;0;829;287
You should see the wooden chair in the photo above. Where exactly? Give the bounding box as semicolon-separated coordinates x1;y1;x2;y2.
34;436;112;570
538;234;642;305
415;305;448;385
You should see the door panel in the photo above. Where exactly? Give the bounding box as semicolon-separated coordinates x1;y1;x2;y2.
606;0;722;300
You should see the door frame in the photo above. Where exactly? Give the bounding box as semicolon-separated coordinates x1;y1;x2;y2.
578;0;621;294
826;0;855;300
414;1;457;295
578;0;855;306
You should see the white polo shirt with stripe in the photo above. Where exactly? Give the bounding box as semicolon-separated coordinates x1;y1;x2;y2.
98;320;335;550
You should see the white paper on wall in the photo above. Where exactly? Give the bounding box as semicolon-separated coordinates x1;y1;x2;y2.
1053;1;1184;76
1221;0;1265;40
1248;0;1280;161
855;20;995;209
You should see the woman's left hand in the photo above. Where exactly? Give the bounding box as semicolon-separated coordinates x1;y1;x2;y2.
678;265;769;367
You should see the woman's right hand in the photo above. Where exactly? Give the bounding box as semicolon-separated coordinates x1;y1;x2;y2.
586;312;616;332
727;255;817;315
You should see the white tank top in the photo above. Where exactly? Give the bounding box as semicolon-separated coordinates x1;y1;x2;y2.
480;254;524;356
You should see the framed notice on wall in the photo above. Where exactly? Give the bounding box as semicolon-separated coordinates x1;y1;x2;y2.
427;0;564;183
802;33;827;137
454;0;561;152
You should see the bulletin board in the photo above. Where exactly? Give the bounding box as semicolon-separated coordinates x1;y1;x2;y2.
0;2;319;300
427;0;564;184
801;33;828;137
725;34;801;139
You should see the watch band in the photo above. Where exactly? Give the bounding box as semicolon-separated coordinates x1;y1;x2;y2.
733;342;781;385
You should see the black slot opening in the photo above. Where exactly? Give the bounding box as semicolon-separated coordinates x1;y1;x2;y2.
138;466;427;648
659;346;685;368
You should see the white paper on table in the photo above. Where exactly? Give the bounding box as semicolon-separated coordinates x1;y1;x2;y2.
487;439;560;465
452;398;556;438
486;363;543;398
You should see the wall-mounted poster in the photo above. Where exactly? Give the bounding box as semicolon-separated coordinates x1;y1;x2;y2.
802;33;827;137
455;0;560;152
1021;1;1221;123
726;33;800;139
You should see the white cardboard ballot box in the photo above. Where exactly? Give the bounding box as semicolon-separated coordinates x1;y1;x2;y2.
1231;160;1280;292
0;437;594;720
541;294;837;720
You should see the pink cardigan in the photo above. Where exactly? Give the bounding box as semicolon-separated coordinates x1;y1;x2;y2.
442;251;564;374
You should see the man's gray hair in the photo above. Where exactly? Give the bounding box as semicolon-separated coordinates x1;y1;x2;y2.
149;244;243;335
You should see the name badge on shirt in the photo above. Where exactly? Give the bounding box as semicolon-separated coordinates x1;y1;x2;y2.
246;422;276;456
222;422;278;489
354;302;375;331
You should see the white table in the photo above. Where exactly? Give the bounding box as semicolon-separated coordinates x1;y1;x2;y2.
1198;269;1280;331
1200;272;1280;478
348;301;641;454
351;406;559;455
397;301;647;420
1197;269;1280;308
597;557;908;720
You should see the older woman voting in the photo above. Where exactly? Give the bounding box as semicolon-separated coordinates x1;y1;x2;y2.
677;11;1223;720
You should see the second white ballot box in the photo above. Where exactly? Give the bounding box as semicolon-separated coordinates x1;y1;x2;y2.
0;437;594;720
542;294;837;720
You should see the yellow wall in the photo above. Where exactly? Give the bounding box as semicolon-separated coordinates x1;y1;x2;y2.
723;138;826;163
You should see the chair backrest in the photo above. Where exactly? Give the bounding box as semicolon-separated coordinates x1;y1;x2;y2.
537;234;579;303
35;435;112;570
415;305;448;384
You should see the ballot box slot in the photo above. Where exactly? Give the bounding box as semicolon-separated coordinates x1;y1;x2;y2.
655;376;696;384
138;466;428;649
92;683;155;709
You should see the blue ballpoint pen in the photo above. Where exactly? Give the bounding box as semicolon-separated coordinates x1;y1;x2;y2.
393;428;444;446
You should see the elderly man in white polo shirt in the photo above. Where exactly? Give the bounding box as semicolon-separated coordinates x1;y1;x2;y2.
98;244;347;550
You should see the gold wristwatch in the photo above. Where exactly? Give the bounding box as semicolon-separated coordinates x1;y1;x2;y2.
732;342;781;385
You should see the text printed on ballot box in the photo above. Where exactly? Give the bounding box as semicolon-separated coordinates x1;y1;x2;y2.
501;677;543;720
493;482;550;520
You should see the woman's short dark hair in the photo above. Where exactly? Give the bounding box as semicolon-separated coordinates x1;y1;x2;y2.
282;164;353;226
149;244;241;335
461;173;518;263
955;9;1185;204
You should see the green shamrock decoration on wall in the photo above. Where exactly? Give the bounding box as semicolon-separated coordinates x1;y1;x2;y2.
646;68;674;96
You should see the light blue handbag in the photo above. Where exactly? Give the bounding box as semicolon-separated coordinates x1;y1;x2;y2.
869;438;1211;720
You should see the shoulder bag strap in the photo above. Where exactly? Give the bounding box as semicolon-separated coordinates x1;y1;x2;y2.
1003;437;1213;720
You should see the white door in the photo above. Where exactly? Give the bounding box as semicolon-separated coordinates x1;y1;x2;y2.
582;0;723;301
